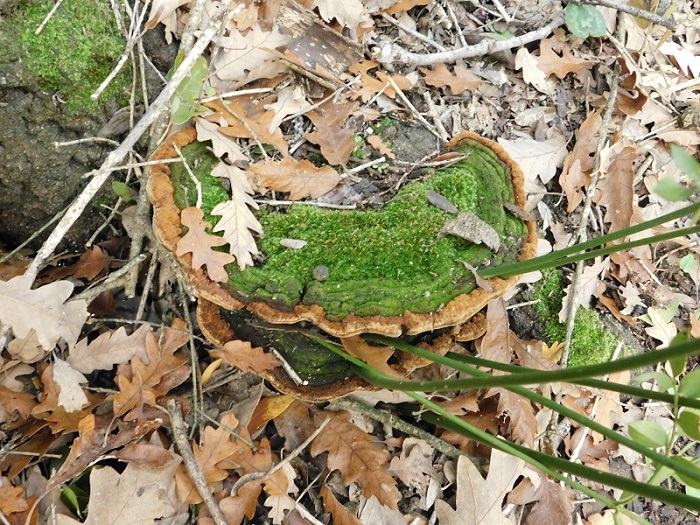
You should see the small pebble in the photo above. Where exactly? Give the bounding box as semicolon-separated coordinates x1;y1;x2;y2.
280;238;307;249
313;265;329;281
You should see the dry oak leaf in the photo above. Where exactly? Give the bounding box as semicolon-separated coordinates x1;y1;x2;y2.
419;62;479;95
43;414;162;499
211;161;264;270
32;363;99;433
388;437;440;510
206;98;289;156
311;409;401;509
195;116;247;163
7;329;45;364
319;482;362;525
508;476;574;525
341;336;399;379
0;477;28;515
515;47;555;95
219;480;264;525
113;320;190;417
559;257;610;323
176;414;239;504
56;449;182;525
263;85;314;135
176;206;237;282
67;325;150;375
312;0;363;29
219;437;297;524
52;358;88;413
0;358;33;394
366;134;395;159
594;145;637;233
46;246;113;281
349;60;415;101
488;388;538;448
381;0;431;14
0;385;37;422
213;24;290;83
498;133;567;187
0;274;88;351
435;449;525;525
250;157;341;200
211;339;282;375
304;99;360;165
535;38;590;79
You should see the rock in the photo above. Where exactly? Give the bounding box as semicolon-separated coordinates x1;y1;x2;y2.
0;1;175;250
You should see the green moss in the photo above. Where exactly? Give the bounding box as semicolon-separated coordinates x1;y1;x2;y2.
531;269;618;367
172;138;529;320
351;134;368;160
2;0;130;114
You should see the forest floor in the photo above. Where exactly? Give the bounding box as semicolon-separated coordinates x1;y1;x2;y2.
1;1;700;524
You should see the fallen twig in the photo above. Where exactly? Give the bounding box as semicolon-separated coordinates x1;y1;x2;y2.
72;253;148;304
333;396;469;460
373;11;565;67
34;0;63;35
230;418;330;496
381;13;446;51
167;399;228;525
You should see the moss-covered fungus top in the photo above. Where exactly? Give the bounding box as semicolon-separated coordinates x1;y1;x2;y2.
168;133;530;323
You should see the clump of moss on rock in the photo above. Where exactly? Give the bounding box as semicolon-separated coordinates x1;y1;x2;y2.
1;0;130;114
531;269;619;367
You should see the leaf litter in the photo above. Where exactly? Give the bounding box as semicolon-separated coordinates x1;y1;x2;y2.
1;0;700;524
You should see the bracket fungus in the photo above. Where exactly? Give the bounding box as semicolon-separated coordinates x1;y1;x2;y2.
148;127;536;400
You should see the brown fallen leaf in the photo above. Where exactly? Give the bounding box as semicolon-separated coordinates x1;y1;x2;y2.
32;364;99;433
46;246;113;281
176;207;236;283
205;98;289;156
113;320;190;417
594;144;637;233
0;275;88;351
311;409;401;510
52;358;88;413
319;482;362;525
250;157;341;200
340;336;399;379
195;117;247;163
435;449;525;525
488;388;538;447
175;413;240;504
219;480;263;525
211;162;264;271
420;62;479;94
0;477;29;515
366;134;395;159
57;446;182;525
535;35;590;79
211;339;282;375
6;330;45;364
304;99;359;165
67;325;151;375
508;476;574;525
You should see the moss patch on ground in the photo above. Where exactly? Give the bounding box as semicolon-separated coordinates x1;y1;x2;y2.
172;139;529;320
1;0;130;114
531;269;618;367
